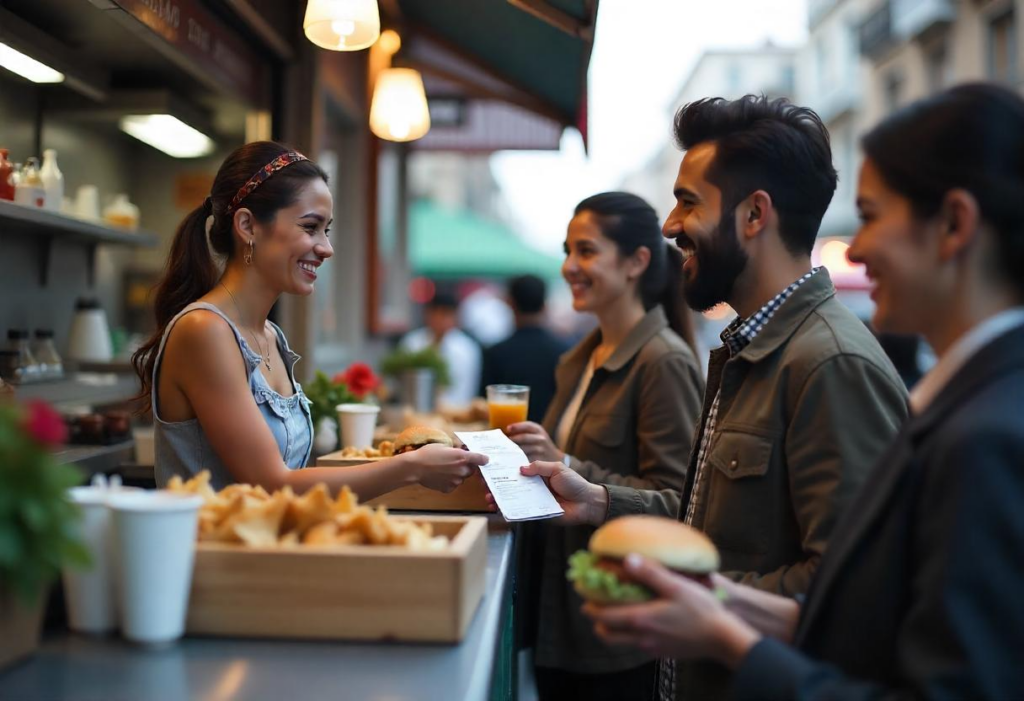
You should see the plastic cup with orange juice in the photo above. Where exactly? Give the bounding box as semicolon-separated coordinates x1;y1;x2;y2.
486;384;530;433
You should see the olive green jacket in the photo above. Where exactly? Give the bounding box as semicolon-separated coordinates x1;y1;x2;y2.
606;271;908;595
522;305;705;674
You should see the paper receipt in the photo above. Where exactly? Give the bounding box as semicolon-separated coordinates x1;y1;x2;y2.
455;429;565;522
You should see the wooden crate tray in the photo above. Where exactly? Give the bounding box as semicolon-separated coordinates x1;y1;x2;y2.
186;515;488;643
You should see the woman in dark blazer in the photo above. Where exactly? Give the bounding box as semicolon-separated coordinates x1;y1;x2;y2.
583;83;1024;699
508;192;704;701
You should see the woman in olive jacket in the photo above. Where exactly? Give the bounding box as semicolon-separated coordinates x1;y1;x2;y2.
508;192;704;701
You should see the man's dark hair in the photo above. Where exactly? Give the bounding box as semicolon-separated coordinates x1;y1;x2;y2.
508;275;546;314
673;94;837;256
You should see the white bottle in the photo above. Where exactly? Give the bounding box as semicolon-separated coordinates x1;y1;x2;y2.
40;149;64;213
14;158;46;209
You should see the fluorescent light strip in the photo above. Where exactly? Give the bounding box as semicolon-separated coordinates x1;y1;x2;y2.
119;114;215;158
0;41;64;83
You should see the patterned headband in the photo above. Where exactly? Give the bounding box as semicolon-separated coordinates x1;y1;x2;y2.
225;151;310;214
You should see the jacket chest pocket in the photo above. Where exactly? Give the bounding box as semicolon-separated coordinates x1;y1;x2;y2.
703;429;775;555
578;412;628;449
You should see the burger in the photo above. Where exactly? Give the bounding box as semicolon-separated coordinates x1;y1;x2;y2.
567;516;720;604
393;425;454;454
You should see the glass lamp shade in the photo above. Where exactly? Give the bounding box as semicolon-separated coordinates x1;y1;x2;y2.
304;0;380;52
369;68;431;142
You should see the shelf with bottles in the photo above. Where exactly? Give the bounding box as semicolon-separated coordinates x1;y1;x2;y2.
0;198;158;248
0;199;159;286
0;328;65;386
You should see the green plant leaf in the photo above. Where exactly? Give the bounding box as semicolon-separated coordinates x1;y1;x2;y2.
380;347;451;387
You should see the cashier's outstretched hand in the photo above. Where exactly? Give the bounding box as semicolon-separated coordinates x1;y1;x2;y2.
582;555;760;668
408;444;488;493
506;422;563;463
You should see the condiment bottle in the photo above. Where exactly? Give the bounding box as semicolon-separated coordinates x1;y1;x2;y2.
39;149;64;212
32;329;64;380
6;329;41;383
0;149;15;201
14;158;46;209
103;194;139;231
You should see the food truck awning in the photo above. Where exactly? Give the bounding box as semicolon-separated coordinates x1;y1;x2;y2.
388;0;598;150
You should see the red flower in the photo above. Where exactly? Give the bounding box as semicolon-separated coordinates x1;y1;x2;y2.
22;400;68;446
341;363;379;399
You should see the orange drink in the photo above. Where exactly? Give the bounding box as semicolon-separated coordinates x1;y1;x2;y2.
488;400;528;432
485;384;530;433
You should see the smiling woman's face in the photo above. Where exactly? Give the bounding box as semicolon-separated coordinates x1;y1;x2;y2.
251;177;334;296
562;211;637;315
848;159;944;336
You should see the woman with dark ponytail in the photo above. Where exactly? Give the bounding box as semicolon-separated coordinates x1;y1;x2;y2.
133;141;486;495
507;192;704;701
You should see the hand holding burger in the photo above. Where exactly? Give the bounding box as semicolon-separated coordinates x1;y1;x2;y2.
568;516;720;604
573;516;763;667
394;426;488;493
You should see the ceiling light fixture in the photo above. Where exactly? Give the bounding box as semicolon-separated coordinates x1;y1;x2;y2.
369;67;431;142
0;41;64;83
304;0;380;52
119;114;215;158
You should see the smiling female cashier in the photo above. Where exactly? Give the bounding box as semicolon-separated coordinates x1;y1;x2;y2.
132;142;486;497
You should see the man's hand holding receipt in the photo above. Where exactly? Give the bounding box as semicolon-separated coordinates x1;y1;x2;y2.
456;429;564;522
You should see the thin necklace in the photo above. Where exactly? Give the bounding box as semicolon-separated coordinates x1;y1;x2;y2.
219;282;271;372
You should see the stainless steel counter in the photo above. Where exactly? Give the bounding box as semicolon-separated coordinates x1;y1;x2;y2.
0;530;514;701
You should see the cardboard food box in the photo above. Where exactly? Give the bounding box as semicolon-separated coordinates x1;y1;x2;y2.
186;515;487;643
316;452;489;512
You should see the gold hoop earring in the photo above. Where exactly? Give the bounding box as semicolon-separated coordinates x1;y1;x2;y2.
244;239;254;266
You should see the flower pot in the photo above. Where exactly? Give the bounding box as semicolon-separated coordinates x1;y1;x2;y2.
0;585;46;671
399;369;437;413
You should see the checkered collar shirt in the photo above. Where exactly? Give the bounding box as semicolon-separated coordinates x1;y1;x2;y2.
658;267;821;701
682;266;820;526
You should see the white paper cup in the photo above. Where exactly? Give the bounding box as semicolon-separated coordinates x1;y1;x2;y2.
62;486;141;634
108;491;202;645
336;403;380;450
133;426;155;465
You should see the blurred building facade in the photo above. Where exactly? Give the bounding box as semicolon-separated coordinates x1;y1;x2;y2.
408;152;508;221
804;0;1023;240
800;0;877;240
620;45;798;220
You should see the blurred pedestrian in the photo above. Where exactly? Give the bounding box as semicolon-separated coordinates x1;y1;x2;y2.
480;275;570;423
400;289;481;407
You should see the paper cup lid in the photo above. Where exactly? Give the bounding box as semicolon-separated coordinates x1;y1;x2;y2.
106;490;203;513
69;485;142;505
336;403;380;414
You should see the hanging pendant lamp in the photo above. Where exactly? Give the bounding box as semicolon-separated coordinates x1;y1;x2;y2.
369;67;431;142
304;0;380;52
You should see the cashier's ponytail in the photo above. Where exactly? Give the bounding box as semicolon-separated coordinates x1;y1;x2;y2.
574;192;697;356
132;141;328;412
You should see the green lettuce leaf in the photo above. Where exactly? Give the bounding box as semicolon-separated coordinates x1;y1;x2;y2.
566;550;653;604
